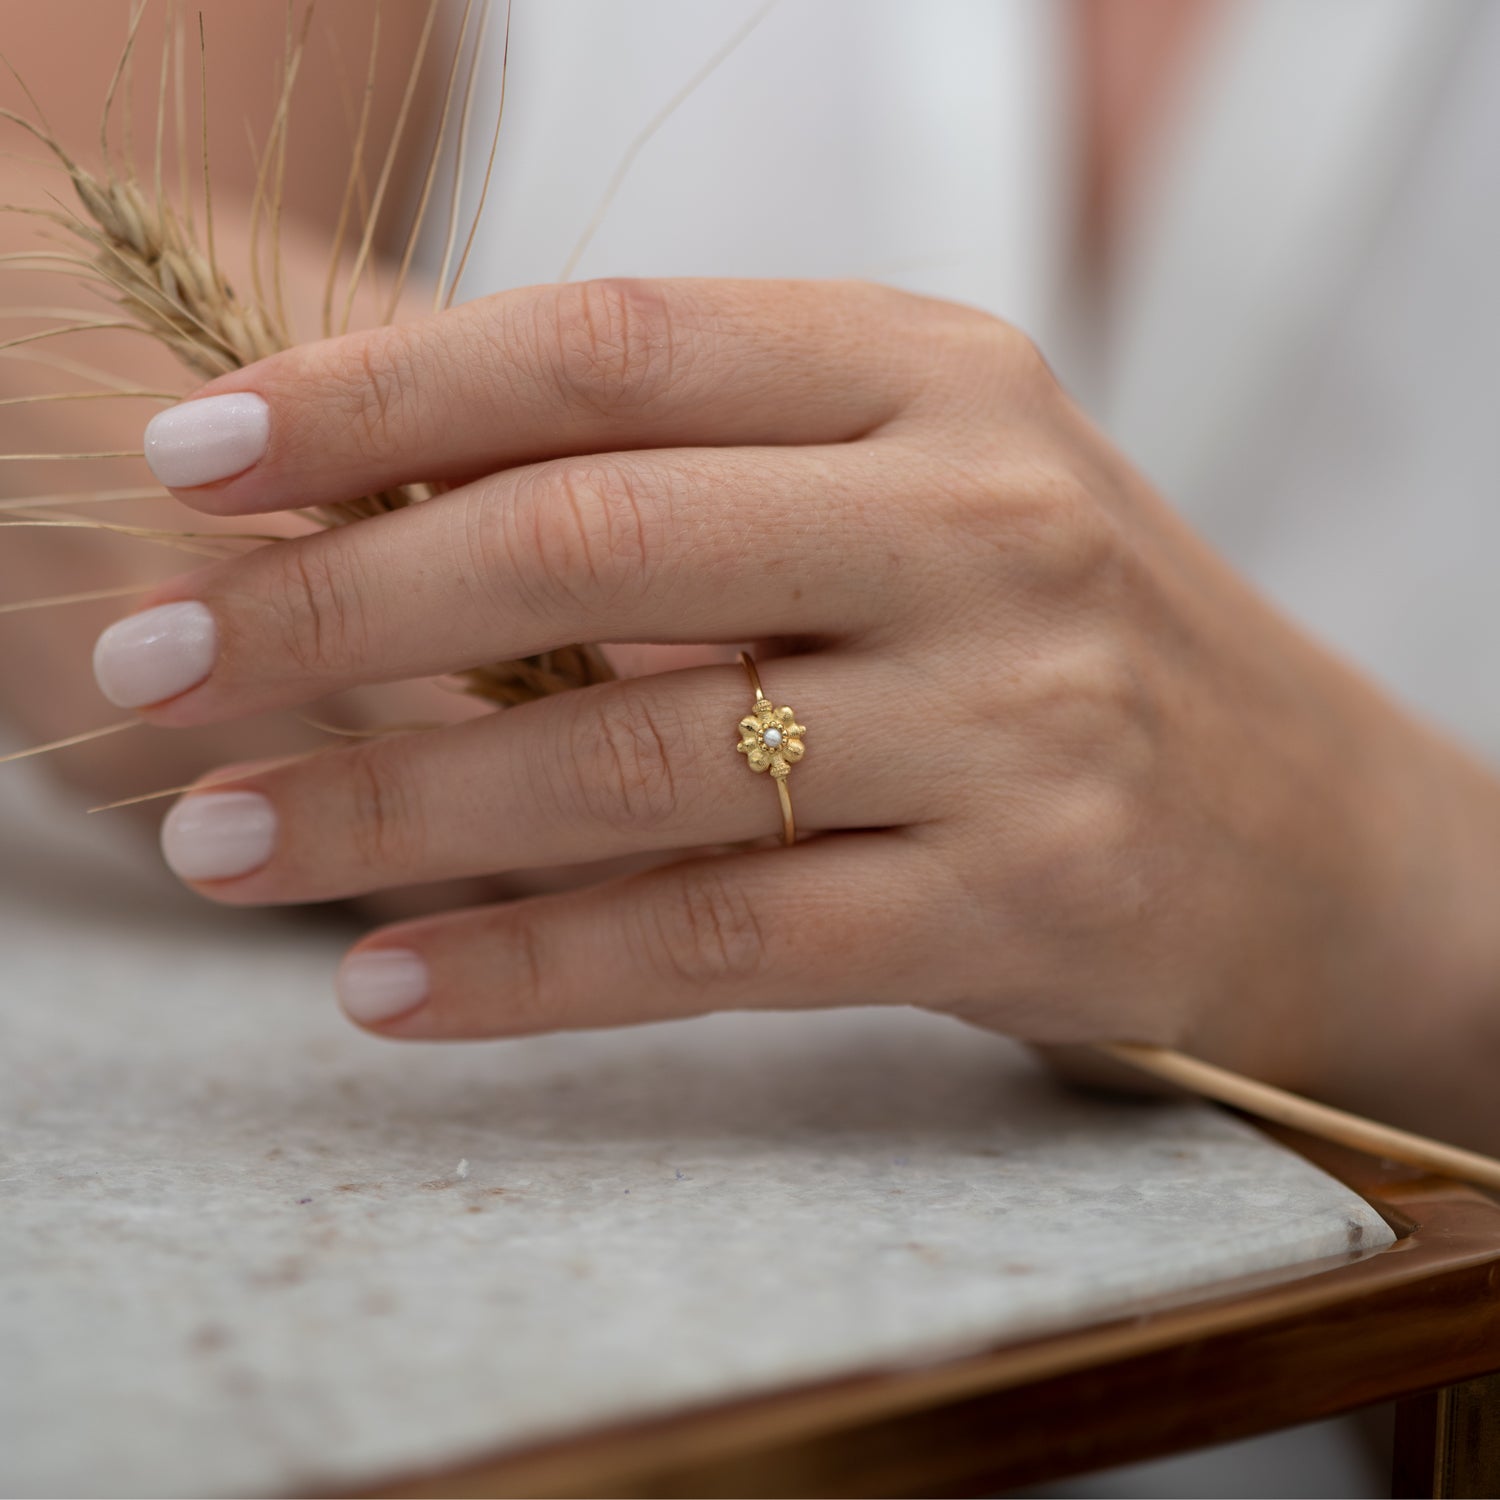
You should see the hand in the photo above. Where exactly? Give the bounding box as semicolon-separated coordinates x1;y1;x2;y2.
95;278;1500;1144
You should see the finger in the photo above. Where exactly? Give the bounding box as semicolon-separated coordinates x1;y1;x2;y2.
331;829;934;1039
145;279;932;514
158;653;938;903
97;443;901;723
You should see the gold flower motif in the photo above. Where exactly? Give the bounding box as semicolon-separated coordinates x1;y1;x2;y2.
736;696;806;780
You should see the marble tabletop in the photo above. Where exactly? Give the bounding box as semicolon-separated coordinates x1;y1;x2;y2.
0;752;1392;1498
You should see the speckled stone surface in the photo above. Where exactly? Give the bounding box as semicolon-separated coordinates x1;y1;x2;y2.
0;753;1392;1499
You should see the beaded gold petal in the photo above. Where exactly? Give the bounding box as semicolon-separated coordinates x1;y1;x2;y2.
732;653;804;846
735;694;806;777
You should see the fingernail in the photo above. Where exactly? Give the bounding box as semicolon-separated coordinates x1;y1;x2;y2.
337;949;430;1025
161;791;277;881
144;392;271;488
93;601;217;707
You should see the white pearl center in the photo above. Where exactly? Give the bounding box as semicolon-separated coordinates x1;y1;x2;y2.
763;726;783;749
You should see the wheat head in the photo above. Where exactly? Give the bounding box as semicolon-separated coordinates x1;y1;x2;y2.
1;0;613;711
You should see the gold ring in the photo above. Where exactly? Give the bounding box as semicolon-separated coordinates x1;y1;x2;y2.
733;650;805;845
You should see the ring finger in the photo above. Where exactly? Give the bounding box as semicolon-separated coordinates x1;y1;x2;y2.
159;652;941;903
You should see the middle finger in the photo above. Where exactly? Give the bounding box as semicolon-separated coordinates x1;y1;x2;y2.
93;443;903;722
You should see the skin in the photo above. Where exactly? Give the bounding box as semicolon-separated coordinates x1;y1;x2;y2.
120;275;1500;1152
0;0;447;799
7;6;1499;1150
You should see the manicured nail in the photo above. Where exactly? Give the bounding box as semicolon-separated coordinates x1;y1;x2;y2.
92;601;217;707
144;392;270;488
161;791;277;881
337;949;430;1025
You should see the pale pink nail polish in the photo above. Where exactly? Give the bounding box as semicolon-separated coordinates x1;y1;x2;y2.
92;601;217;708
338;950;429;1025
161;792;277;881
144;392;270;488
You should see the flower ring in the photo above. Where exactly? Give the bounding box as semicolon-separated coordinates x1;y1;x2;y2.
733;650;806;845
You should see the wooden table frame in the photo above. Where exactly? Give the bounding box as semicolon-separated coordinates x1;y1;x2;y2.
360;1124;1500;1499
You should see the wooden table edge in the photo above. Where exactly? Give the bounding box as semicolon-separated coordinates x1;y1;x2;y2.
346;1121;1500;1498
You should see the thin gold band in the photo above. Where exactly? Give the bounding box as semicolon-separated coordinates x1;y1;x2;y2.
735;650;802;846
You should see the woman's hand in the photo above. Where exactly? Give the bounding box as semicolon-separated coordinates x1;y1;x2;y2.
96;278;1500;1144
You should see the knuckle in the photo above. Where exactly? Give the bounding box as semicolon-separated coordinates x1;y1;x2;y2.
1010;470;1124;587
642;867;770;990
326;325;424;466
977;638;1159;923
1005;628;1152;749
490;912;554;1033
994;317;1054;379
913;305;1055;398
455;481;518;627
546;277;678;418
268;541;364;680
567;686;686;834
341;739;426;874
975;315;1057;396
936;460;1124;596
1009;777;1145;929
513;460;655;621
1050;639;1155;760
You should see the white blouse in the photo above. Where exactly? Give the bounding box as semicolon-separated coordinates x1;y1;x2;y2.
460;0;1500;756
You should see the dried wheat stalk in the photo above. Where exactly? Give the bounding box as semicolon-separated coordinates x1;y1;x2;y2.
0;0;613;712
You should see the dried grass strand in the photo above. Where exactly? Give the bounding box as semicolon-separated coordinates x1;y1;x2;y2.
119;1;142;178
0;515;252;559
0;513;274;542
339;0;441;334
445;0;509;310
295;711;443;739
0;718;140;765
101;3;150;174
270;3;318;341
0;389;176;409
383;0;474;325
0;449;145;461
0;583;149;616
558;0;779;283
436;0;492;312
0;322;137;356
0;250;112;272
172;1;193;237
322;0;382;339
0;49;60;143
1100;1042;1500;1193
0;303;143;322
152;4;170;210
84;724;432;814
0;486;169;512
0;345;179;394
197;13;219;296
85;744;336;812
0;110;77;173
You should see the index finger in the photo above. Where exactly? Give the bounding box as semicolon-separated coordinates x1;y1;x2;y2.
144;278;934;515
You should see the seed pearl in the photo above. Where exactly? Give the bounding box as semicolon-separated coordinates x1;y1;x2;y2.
763;726;783;749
